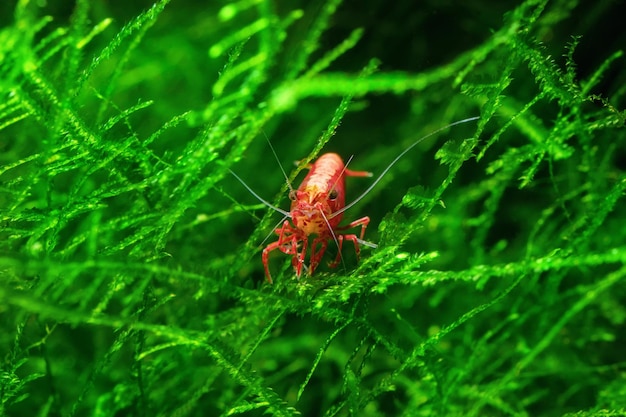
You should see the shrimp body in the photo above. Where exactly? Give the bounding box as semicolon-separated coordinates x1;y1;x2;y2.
291;153;347;233
263;153;371;283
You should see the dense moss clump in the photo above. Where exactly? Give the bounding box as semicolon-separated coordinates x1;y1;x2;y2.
1;1;624;416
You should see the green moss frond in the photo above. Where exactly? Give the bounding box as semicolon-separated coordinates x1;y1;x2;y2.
1;0;625;416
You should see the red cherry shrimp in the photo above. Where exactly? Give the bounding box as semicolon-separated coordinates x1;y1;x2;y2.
229;116;479;283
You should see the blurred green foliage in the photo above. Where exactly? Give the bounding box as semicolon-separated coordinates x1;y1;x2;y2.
1;0;625;416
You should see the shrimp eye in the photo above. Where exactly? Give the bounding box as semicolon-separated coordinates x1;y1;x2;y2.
329;189;338;200
289;190;297;201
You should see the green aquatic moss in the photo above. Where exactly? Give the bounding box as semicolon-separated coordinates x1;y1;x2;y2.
1;1;625;416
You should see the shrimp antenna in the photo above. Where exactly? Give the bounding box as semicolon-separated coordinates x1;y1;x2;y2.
262;130;294;194
260;215;290;246
330;116;480;218
228;169;291;217
329;154;356;192
320;210;347;273
228;129;296;218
